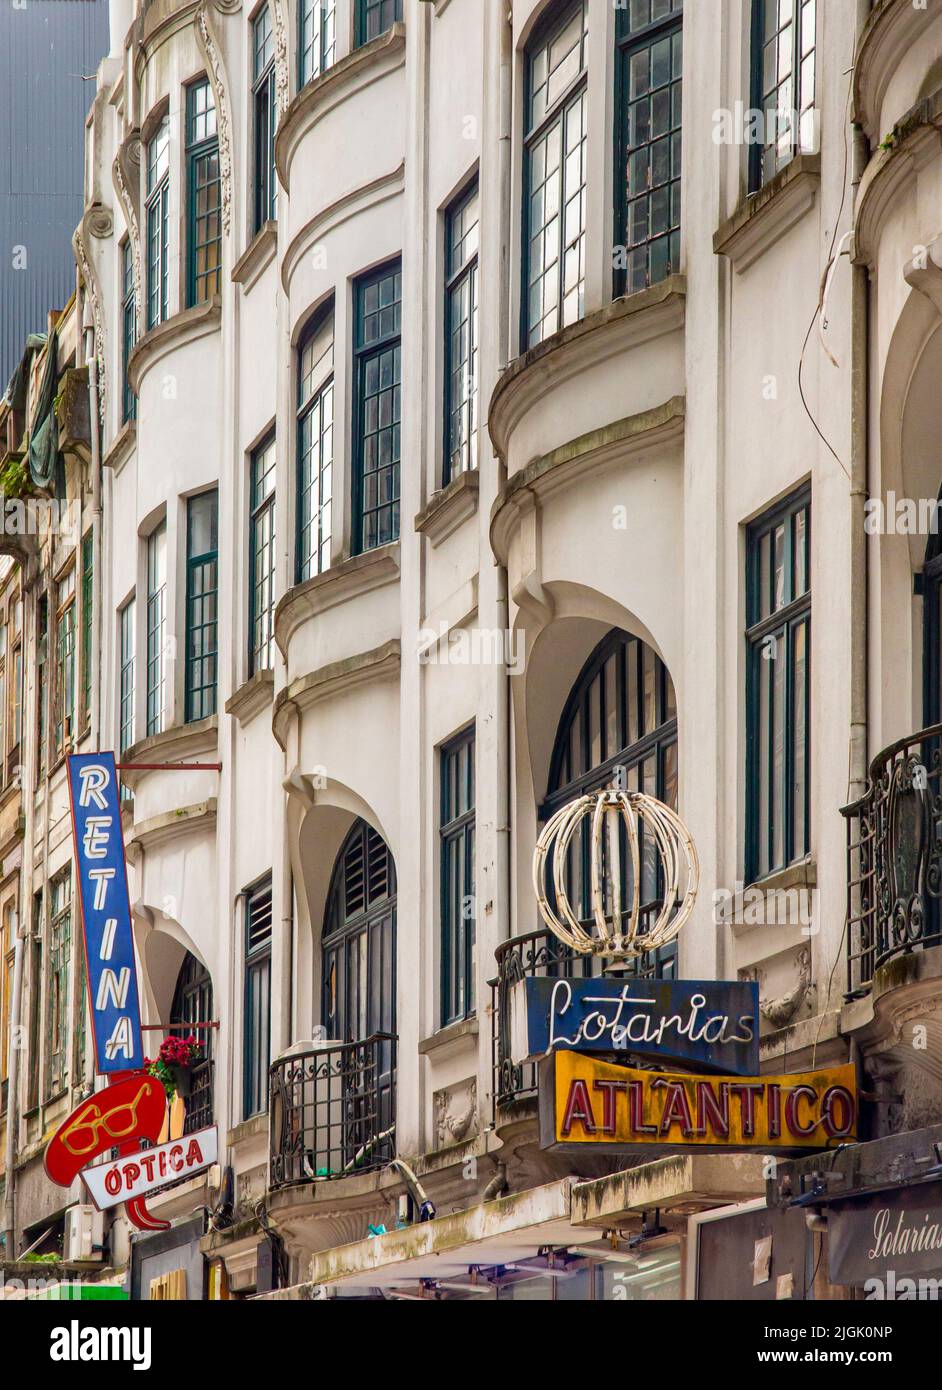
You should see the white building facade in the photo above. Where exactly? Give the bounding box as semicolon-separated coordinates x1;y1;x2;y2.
31;0;942;1298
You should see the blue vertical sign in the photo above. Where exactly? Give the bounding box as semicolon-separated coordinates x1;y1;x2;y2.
67;752;144;1073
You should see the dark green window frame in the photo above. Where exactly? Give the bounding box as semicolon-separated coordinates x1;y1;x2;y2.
249;434;276;675
614;0;683;298
146;115;170;329
749;0;817;192
545;629;679;980
522;0;588;351
299;0;336;85
243;875;272;1119
745;488;811;882
80;532;93;730
353;260;401;554
296;308;334;581
53;569;76;758
186;77;221;307
36;595;47;782
253;7;277;232
146;524;167;736
355;0;401;48
121;239;137;422
185;490;219;723
26;890;42;1110
440;727;475;1028
46;867;71;1098
119;596;135;754
444;179;479;485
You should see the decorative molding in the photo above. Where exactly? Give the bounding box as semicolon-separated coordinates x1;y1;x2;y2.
419;1016;479;1061
853;0;937;144
127;296;222;394
196;1;234;236
225;668;274;725
275;24;406;195
415;468;479;548
124;798;218;860
274;544;401;659
232;220;278;289
272;641;401;748
281;163;405;295
854;88;942;268
490;396;686;565
488;276;685;464
271;0;290;117
752;947;813;1030
119;715;219;791
73;210;109;424
713;155;820;273
434;1078;478;1150
102;419;137;475
113;133;144;336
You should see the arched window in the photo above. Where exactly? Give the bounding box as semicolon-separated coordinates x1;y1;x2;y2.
545;628;678;977
322;820;396;1045
170;952;214;1134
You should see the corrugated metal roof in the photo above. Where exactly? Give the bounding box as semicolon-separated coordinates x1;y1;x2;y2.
0;0;109;388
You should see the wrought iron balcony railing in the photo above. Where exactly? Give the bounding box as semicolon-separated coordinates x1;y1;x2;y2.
268;1034;396;1189
842;723;942;996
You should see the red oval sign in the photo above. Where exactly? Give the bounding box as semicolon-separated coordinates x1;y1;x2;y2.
44;1075;167;1187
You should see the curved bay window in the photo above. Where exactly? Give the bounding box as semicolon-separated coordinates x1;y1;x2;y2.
544;628;679;978
170;952;214;1134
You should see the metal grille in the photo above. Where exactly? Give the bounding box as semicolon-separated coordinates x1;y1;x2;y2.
269;1034;396;1186
170;953;214;1135
843;724;942;997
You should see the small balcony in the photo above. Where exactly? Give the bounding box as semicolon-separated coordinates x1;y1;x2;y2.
843;724;942;996
268;1035;396;1189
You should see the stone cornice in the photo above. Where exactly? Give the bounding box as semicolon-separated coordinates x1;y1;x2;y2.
713;154;820;273
853;88;942;268
281;163;405;296
119;715;219;789
127;296;221;394
490;397;686;565
274;544;401;660
232;221;277;290
415;468;480;547
225;668;274;725
102;419;137;475
274;23;406;195
488;277;685;464
853;0;936;144
272;640;400;749
124;798;217;860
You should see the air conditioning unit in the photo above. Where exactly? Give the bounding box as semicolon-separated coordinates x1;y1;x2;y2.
64;1205;104;1264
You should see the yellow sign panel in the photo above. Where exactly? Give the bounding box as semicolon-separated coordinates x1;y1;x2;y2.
542;1051;857;1153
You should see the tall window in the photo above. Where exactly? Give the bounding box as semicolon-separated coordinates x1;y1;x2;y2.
146;114;170;329
121;239;137;421
546;630;679;978
355;0;401;47
47;868;71;1097
253;7;277;232
36;595;47;781
53;569;76;758
615;0;683;297
300;0;336;84
297;310;333;581
27;891;42;1110
119;597;136;754
323;822;396;1054
243;876;272;1119
354;261;401;553
186;78;221;306
8;597;21;784
746;490;811;882
0;901;13;1108
444;181;479;483
441;728;475;1027
523;0;587;349
80;533;93;730
146;525;167;735
185;491;218;722
170;953;214;1134
750;0;816;190
0;616;6;785
250;435;276;674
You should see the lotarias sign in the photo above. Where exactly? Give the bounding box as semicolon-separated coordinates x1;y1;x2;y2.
511;977;759;1075
539;1051;858;1155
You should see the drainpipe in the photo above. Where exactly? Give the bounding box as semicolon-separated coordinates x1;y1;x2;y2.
848;30;870;806
2;907;24;1254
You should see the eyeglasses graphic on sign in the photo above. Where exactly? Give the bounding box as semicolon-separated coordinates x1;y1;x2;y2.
45;1075;167;1186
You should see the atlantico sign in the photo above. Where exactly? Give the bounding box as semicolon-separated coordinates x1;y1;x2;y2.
539;1051;858;1155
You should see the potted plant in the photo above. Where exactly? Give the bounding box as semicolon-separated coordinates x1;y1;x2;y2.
144;1034;201;1104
